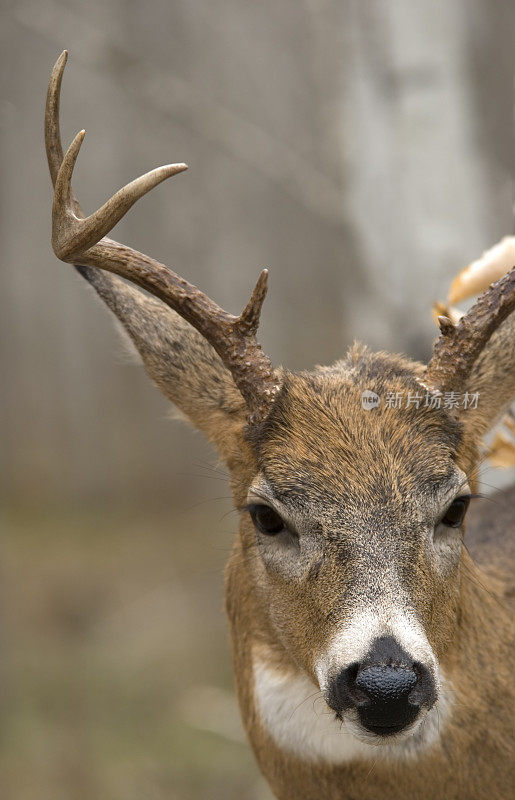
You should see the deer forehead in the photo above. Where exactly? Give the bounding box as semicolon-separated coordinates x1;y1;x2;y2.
250;363;465;517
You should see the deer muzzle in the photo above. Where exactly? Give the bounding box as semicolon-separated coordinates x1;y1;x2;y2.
326;635;437;736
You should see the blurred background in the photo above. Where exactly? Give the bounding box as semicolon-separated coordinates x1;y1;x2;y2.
0;1;514;798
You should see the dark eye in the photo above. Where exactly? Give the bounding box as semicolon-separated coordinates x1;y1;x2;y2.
440;495;470;528
248;504;285;535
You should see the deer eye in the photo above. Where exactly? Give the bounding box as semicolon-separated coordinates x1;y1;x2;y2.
440;495;470;528
248;504;285;535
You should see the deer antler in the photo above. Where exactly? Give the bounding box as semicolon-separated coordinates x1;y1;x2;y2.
45;51;280;424
423;266;515;394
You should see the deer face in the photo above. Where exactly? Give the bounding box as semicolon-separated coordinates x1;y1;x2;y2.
241;349;471;744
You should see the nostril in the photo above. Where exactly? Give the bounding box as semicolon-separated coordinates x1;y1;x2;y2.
345;662;369;706
409;661;437;708
326;662;364;715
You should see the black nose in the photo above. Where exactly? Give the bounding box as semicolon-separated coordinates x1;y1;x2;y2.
354;663;420;733
326;636;436;736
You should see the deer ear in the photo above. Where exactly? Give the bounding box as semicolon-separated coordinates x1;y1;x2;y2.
462;313;515;439
77;266;248;457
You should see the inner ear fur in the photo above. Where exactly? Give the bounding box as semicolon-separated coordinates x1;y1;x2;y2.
77;265;248;458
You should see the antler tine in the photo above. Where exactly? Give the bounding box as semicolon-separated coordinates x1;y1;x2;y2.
423;266;515;394
46;52;280;423
45;50;83;219
52;129;187;260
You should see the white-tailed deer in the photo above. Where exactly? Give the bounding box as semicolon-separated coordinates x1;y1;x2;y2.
45;53;514;800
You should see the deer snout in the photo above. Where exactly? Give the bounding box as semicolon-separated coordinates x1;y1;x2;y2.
326;635;437;736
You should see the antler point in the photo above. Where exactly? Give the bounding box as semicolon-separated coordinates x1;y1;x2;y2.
168;162;188;175
257;268;269;287
438;315;455;335
54;50;68;69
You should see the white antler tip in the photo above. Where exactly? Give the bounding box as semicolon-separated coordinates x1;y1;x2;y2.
71;129;86;151
54;50;68;69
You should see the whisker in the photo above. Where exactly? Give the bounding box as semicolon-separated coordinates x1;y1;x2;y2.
176;471;229;483
288;690;322;722
364;756;379;780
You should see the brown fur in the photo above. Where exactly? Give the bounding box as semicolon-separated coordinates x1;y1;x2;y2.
78;264;514;799
226;366;514;800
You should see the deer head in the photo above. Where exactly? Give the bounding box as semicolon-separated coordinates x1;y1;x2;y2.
46;53;515;750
